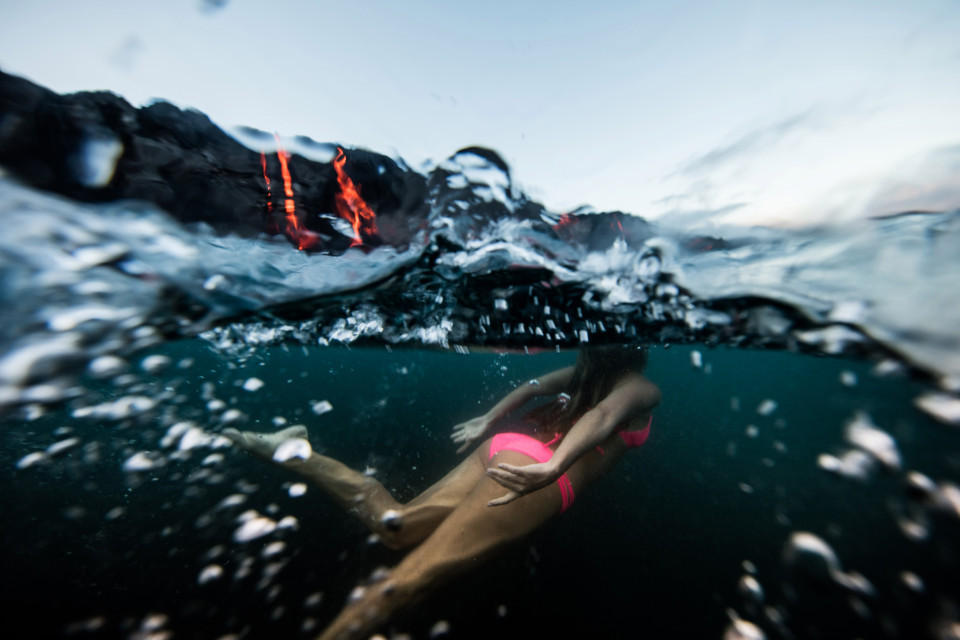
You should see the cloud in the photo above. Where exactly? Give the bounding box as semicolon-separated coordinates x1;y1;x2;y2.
654;201;748;228
677;109;816;176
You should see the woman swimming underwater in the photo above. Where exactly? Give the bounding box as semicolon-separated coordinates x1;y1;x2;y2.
225;346;660;639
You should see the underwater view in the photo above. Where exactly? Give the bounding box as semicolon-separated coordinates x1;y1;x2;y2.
2;2;959;639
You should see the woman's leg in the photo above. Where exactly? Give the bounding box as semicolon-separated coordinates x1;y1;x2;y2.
224;426;486;549
317;448;567;640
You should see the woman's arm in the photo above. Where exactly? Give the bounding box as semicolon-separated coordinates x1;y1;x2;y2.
483;366;575;422
451;366;575;453
486;376;660;504
547;378;659;472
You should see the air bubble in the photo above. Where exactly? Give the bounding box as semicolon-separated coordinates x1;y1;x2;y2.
141;355;171;374
221;409;245;423
16;451;47;469
894;498;931;540
73;395;156;420
840;371;858;386
203;274;227;290
844;411;901;470
233;514;277;542
381;509;403;532
914;392;960;425
723;611;765;640
219;494;247;509
242;377;264;391
429;620;451;638
783;531;874;595
272;438;312;462
757;400;777;416
311;400;333;415
88;355;128;378
288;483;307;497
738;575;765;603
348;586;366;602
46;437;80;457
817;450;875;482
123;451;164;472
872;359;904;377
900;571;924;592
198;564;224;584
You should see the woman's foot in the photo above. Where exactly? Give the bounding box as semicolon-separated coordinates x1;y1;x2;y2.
223;424;309;458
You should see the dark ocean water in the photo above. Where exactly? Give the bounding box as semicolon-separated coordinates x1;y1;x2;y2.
2;340;957;639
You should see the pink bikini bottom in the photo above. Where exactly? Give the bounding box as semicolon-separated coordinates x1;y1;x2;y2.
487;417;652;513
488;432;575;512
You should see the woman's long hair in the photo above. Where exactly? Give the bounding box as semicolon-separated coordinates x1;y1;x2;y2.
528;345;649;433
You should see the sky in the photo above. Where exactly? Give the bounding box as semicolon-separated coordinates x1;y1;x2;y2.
1;0;958;227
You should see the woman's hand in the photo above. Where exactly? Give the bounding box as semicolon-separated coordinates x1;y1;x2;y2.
486;461;558;507
450;415;492;454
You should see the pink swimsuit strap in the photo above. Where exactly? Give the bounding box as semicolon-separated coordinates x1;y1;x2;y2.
488;432;575;512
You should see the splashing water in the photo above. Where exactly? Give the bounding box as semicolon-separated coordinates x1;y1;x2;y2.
1;155;958;417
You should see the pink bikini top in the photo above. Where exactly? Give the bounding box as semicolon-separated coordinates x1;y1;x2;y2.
543;415;652;452
619;415;652;448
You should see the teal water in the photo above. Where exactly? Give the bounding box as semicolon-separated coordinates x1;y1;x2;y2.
3;341;955;638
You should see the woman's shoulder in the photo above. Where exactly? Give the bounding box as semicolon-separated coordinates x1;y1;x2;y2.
613;374;660;431
619;372;661;408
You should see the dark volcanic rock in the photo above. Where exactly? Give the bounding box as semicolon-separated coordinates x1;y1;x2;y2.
0;69;427;252
0;70;727;257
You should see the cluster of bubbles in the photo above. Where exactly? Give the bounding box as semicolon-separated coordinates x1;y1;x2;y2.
680;345;960;640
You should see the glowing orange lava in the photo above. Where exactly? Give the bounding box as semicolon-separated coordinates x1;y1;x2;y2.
333;146;378;247
267;135;317;250
274;135;296;220
259;152;273;213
